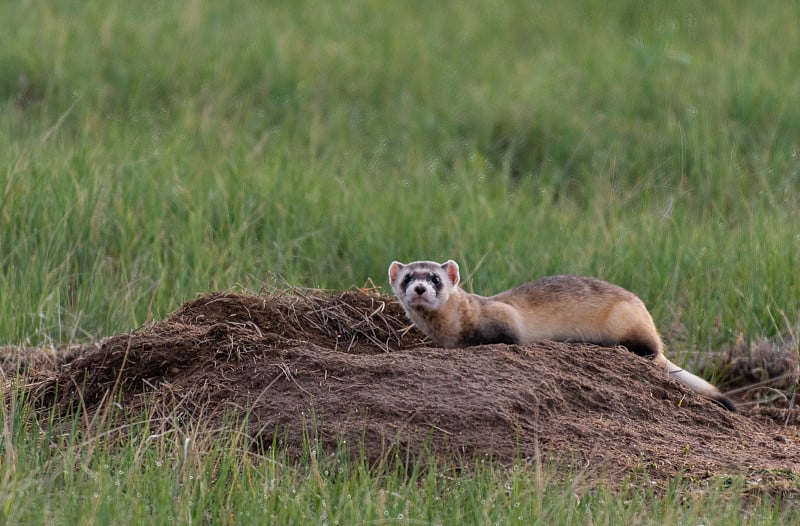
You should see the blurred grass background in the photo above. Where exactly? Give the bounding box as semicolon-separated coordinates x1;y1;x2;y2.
1;0;798;356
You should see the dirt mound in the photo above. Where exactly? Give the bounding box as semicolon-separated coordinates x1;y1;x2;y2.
4;291;800;493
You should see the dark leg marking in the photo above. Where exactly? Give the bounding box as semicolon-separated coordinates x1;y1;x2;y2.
619;339;659;358
462;322;519;347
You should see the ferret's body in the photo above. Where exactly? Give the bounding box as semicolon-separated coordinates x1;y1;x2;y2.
389;259;735;411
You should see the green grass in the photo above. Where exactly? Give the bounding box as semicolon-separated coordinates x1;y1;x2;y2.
2;0;800;522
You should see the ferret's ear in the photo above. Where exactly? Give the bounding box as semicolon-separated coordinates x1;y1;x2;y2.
441;260;460;286
388;261;404;285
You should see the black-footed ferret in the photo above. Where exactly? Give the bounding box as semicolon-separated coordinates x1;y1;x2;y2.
388;259;736;412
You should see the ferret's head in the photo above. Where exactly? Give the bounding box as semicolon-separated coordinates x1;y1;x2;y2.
388;260;460;313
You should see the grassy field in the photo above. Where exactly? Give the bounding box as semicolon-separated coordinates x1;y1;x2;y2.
2;0;799;523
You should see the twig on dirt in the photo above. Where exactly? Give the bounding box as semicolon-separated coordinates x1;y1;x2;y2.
346;334;358;353
429;423;454;436
251;360;313;404
751;387;790;404
398;323;420;339
786;392;797;427
141;378;158;390
277;363;311;397
723;371;799;396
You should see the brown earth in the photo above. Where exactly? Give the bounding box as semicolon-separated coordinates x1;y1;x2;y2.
2;290;799;497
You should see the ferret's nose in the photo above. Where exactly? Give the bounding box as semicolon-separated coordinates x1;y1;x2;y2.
414;285;426;295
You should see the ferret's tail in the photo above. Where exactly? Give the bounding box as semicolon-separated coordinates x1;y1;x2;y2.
655;355;737;411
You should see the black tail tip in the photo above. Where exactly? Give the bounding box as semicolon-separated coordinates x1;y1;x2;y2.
714;395;737;412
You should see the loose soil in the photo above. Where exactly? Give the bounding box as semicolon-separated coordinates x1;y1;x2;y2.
2;290;799;497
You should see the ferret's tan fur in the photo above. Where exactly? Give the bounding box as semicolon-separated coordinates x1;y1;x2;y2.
388;259;735;411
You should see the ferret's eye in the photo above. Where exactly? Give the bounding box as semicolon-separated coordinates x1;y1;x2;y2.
431;275;440;285
401;275;412;287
